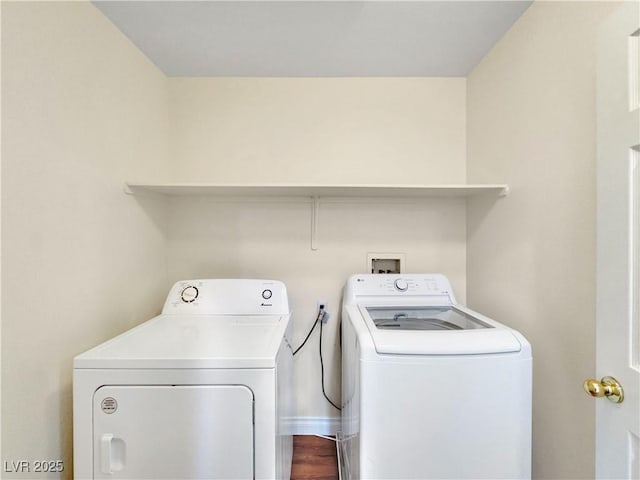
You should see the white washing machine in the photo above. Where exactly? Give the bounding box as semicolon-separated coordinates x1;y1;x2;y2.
340;274;532;480
73;279;293;480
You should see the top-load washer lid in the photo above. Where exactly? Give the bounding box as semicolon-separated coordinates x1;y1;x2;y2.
366;306;491;331
73;313;291;369
358;304;522;355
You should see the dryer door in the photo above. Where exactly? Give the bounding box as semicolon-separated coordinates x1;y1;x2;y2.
92;385;254;479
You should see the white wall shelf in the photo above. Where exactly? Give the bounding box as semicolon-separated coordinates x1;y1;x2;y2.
124;182;509;198
124;182;509;250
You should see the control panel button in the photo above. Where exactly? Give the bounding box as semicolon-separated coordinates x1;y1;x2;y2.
262;289;273;300
180;285;199;303
394;279;409;292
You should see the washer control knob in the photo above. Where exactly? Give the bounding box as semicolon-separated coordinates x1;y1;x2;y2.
394;279;409;292
262;289;273;300
180;285;199;303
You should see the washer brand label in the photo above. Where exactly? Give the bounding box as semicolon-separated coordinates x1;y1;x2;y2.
101;397;117;414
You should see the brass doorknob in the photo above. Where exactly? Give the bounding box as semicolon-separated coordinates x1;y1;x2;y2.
583;376;624;404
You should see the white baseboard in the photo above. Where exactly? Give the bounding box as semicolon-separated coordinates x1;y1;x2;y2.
284;416;341;436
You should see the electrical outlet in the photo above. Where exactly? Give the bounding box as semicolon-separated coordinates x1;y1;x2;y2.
317;300;330;323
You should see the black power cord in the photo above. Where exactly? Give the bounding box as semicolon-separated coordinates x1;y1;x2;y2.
319;319;341;411
292;310;322;356
293;305;341;411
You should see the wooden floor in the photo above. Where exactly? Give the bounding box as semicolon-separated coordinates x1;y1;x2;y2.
290;435;339;480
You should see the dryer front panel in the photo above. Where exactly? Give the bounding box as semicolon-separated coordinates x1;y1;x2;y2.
92;385;254;479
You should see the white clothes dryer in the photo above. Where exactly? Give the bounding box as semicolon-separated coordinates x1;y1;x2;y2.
73;279;293;480
340;274;532;480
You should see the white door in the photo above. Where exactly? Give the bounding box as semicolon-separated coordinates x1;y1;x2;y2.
93;385;254;479
594;1;640;478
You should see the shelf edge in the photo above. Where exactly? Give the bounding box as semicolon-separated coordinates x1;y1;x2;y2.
124;183;509;198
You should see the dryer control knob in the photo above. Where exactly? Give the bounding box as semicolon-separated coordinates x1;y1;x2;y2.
394;279;409;291
180;285;199;303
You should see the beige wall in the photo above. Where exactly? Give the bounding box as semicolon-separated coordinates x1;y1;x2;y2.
169;78;466;184
466;2;620;479
167;78;469;422
1;3;169;478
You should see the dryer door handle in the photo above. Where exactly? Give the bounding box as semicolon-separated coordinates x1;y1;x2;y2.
100;433;126;474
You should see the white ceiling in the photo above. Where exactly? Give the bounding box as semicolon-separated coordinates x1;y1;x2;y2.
94;1;533;77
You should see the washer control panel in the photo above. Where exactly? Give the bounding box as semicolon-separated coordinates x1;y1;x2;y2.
163;279;290;315
345;274;456;304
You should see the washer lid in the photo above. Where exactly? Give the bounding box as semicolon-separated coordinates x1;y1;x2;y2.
359;305;522;355
366;306;491;331
74;313;290;369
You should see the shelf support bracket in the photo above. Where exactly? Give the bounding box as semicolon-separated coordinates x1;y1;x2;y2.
311;196;320;251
